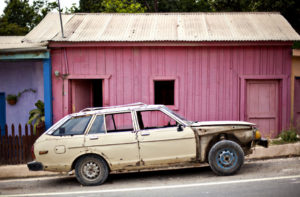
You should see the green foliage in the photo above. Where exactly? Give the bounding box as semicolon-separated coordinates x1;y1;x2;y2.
207;0;300;34
6;94;18;101
102;0;146;13
279;129;299;143
137;0;210;12
79;0;104;12
65;3;80;14
0;0;58;35
28;100;45;134
293;41;300;49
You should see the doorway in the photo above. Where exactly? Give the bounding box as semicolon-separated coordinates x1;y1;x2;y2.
71;79;103;112
294;77;300;132
0;92;5;135
245;80;280;138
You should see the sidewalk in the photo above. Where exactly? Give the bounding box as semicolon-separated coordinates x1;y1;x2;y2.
0;142;300;180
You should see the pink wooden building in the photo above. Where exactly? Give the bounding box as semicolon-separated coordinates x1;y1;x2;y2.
23;12;300;138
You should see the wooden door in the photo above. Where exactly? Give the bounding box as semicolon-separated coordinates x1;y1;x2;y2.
0;92;5;135
71;80;92;112
246;80;279;138
294;78;300;132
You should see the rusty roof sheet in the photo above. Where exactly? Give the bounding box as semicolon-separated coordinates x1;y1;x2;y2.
23;12;300;43
0;36;46;52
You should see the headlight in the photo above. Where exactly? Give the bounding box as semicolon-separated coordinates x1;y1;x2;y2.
255;130;261;139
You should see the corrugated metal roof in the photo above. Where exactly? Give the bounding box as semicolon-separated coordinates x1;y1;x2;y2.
23;12;300;43
0;36;46;52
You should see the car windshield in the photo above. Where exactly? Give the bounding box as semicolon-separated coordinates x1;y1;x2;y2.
163;107;191;125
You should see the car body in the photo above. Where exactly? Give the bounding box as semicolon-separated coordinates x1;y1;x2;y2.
28;103;268;186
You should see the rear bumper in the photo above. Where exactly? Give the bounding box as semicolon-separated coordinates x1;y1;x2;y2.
27;161;44;171
255;138;269;148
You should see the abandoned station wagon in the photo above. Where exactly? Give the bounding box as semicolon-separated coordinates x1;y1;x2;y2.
28;103;268;186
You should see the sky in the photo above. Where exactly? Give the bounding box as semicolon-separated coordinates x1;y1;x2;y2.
0;0;79;16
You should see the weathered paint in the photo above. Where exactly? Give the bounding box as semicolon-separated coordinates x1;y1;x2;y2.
51;43;292;136
0;61;44;133
43;58;53;130
0;92;5;135
292;50;300;130
33;104;256;173
0;52;49;60
294;78;300;131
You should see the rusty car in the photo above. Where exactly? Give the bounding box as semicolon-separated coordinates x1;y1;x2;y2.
28;103;268;186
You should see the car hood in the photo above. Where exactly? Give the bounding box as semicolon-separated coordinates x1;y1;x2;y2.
190;121;255;127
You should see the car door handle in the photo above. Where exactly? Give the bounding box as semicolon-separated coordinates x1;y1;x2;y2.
89;135;99;140
141;131;150;136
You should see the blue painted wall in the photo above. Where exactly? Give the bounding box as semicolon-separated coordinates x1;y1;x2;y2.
0;92;5;135
43;58;53;129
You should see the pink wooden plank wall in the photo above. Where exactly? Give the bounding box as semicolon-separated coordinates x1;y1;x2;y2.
51;45;291;130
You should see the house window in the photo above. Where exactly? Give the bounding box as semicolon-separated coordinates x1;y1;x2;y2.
154;80;175;105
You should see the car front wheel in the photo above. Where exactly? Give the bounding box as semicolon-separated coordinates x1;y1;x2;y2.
208;140;244;176
75;155;109;186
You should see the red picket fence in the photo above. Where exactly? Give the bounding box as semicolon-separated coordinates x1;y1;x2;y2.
0;124;44;165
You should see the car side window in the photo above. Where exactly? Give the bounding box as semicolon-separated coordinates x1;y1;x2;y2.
137;110;178;130
52;116;92;136
89;115;105;134
105;112;133;133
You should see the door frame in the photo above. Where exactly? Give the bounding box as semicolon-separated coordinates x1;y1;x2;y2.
294;77;300;129
239;75;288;133
0;92;5;136
63;74;111;115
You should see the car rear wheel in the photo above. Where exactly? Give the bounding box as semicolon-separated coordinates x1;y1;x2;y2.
208;140;244;176
75;155;109;186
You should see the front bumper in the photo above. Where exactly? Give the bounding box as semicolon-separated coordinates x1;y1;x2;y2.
255;138;269;148
27;161;44;171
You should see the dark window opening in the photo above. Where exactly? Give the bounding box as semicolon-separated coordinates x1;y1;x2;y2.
154;80;175;105
92;79;103;107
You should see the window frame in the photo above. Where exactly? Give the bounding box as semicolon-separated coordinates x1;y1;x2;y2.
86;111;137;134
134;109;183;131
51;115;93;136
150;76;179;110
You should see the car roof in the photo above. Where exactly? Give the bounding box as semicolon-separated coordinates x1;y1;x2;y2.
70;103;166;117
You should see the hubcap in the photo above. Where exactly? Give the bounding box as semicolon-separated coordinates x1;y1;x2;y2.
83;161;100;179
216;149;237;169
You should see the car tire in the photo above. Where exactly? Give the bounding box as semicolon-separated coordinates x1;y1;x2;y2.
75;155;109;186
208;140;244;176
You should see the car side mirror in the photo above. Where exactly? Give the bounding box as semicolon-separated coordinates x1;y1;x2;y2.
59;127;65;135
177;124;183;132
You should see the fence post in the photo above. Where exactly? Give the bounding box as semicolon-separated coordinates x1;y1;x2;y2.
18;124;22;164
0;127;2;164
4;125;8;164
25;124;29;162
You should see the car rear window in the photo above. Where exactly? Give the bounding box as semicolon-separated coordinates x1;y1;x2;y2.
52;116;92;136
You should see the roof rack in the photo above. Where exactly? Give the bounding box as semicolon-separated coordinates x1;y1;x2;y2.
80;102;147;112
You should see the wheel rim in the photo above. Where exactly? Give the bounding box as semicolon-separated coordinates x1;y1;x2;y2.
82;161;100;180
216;148;237;169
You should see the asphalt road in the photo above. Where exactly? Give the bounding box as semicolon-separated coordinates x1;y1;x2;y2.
1;157;300;197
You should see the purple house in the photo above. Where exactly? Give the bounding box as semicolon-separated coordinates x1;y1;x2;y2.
23;12;300;138
0;36;52;134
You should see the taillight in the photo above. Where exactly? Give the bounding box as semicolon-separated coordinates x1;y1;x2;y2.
31;145;36;160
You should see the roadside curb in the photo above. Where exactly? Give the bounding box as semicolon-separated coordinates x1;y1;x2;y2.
1;142;300;180
246;142;300;160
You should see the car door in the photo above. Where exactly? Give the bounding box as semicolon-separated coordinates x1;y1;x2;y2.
136;110;197;167
42;115;92;171
84;112;140;170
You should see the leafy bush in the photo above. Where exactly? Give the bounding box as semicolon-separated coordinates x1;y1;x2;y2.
28;100;45;134
279;129;299;143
